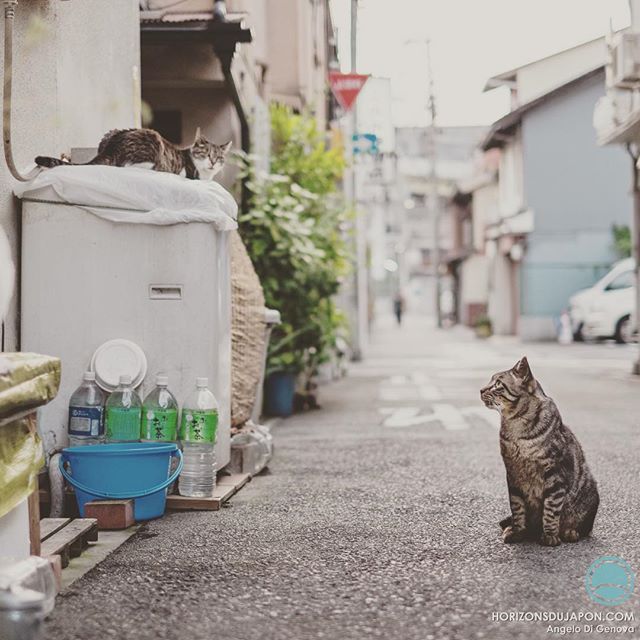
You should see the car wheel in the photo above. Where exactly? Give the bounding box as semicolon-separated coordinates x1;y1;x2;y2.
573;323;584;342
615;315;632;344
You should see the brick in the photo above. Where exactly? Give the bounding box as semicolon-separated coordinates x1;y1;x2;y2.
84;500;135;530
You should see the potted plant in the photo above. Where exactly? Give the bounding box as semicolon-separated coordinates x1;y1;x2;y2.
474;314;493;339
238;105;351;416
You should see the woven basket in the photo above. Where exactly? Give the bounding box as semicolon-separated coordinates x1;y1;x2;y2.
230;230;266;428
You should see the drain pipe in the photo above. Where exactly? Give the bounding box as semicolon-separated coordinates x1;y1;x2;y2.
48;452;65;518
217;49;250;213
3;0;29;182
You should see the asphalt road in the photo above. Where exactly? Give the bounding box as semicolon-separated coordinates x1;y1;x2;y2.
45;314;640;640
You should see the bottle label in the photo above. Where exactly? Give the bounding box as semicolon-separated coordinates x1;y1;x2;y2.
69;406;104;437
141;408;178;441
106;407;141;441
180;409;218;443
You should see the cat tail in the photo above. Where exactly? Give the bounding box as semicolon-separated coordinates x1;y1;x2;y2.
35;156;69;168
35;154;111;169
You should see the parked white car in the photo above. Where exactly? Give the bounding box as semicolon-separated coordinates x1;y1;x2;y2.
569;258;636;343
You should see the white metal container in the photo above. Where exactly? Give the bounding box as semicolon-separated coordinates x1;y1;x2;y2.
21;202;232;468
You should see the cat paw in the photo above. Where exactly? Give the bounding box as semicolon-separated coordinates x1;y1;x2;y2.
541;533;561;547
502;526;527;543
499;516;512;531
561;529;580;543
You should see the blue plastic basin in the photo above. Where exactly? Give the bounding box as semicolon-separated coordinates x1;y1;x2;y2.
60;442;183;521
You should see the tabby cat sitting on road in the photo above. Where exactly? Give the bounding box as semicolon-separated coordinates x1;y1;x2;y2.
481;357;599;547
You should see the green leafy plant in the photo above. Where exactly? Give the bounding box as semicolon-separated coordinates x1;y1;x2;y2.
612;224;632;259
474;314;492;339
238;104;351;386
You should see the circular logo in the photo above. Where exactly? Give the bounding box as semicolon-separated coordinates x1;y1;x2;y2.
585;556;635;606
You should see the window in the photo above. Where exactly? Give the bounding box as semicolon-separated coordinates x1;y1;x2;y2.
605;270;635;291
151;110;182;144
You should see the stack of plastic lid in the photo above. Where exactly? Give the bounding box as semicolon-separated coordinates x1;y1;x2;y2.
90;338;148;391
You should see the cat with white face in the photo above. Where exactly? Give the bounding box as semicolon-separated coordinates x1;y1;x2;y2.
35;127;232;181
189;128;232;180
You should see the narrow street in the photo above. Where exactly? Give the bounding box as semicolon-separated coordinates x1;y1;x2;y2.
46;314;640;640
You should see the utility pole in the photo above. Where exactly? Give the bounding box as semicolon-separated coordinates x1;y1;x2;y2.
425;40;441;328
350;0;368;360
627;143;640;375
628;0;640;375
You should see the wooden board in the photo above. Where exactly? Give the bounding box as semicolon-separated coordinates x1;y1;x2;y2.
27;415;41;555
28;490;41;556
40;518;72;541
166;473;251;511
40;518;98;568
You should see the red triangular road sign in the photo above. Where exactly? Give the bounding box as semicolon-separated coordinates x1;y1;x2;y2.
329;72;369;112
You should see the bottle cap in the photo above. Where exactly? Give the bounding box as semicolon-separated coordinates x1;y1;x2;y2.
156;374;168;386
119;374;132;385
196;377;208;388
83;371;96;382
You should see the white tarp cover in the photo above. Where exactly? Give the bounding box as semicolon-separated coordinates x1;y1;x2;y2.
14;165;238;230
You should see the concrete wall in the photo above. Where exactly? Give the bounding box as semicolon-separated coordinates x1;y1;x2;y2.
460;254;489;323
265;0;328;128
519;71;632;339
0;0;140;351
471;181;497;252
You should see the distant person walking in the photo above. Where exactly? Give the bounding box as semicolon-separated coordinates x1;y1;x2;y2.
393;292;405;326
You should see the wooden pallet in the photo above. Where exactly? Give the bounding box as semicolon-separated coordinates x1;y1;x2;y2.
165;473;251;511
40;518;98;568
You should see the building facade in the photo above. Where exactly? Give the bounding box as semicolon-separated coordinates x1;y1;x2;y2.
140;0;336;193
593;0;640;367
482;45;631;340
395;126;484;316
0;0;140;351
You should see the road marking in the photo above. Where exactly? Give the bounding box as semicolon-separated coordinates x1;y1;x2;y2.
379;375;443;402
432;403;468;430
419;385;443;400
379;404;499;430
460;407;501;429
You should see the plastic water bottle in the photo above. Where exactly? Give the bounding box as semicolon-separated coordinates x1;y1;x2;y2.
141;375;178;442
68;371;106;446
179;377;219;497
105;375;142;443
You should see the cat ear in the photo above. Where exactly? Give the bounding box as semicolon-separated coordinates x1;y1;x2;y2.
513;356;532;381
221;140;233;153
194;127;202;141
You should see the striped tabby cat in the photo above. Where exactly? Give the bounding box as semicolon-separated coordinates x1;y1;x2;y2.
481;357;599;546
35;128;232;181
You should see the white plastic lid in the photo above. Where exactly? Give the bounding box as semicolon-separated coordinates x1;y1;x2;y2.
196;377;209;388
90;338;147;391
119;374;132;385
83;371;96;382
156;374;168;387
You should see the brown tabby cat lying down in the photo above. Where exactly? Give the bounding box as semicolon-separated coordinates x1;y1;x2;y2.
35;128;232;181
481;357;599;547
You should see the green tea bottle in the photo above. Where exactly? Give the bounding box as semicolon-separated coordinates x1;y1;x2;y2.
105;374;142;443
141;374;178;442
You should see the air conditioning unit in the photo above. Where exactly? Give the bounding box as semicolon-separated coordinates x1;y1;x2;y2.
612;32;640;88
